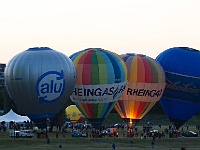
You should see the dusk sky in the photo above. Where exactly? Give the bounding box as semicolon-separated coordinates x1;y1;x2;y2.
1;0;200;64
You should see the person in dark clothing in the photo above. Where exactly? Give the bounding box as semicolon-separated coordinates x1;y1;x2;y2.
56;131;59;138
131;140;134;147
112;143;115;150
151;140;154;149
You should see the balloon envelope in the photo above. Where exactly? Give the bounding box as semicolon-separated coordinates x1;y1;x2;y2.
5;47;76;125
156;47;200;129
114;53;166;128
70;48;127;128
65;105;85;123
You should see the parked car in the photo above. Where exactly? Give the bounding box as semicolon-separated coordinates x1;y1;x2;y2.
9;131;20;138
74;123;85;129
99;130;108;137
107;128;118;137
9;130;34;138
63;121;73;128
114;123;121;128
85;124;93;129
70;129;88;137
183;131;198;137
148;130;159;137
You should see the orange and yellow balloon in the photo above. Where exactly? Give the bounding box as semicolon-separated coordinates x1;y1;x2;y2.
114;53;166;128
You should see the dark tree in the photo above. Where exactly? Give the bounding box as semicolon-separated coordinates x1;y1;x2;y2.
0;84;11;114
49;98;73;130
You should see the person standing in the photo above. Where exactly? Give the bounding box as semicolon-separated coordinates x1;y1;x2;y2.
144;132;147;139
112;143;116;150
151;140;155;149
131;140;134;147
123;131;126;137
56;131;59;139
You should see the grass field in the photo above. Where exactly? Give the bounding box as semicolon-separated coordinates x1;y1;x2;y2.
0;125;200;150
1;113;200;150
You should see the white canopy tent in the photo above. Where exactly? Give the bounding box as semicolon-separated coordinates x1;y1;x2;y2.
0;109;30;122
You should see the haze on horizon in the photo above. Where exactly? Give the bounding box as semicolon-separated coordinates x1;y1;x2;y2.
1;0;200;64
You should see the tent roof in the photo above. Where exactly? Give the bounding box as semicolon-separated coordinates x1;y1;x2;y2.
0;109;30;122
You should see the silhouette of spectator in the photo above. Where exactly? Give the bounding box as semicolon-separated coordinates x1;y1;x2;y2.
181;147;184;150
131;140;134;147
151;140;155;149
56;131;58;138
112;143;115;150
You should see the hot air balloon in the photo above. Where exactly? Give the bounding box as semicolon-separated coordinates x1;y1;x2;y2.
156;47;200;129
70;48;127;129
5;47;76;127
114;53;166;129
65;105;85;124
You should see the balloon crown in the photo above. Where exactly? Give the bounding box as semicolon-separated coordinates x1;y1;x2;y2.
26;47;53;51
126;53;146;57
178;47;199;52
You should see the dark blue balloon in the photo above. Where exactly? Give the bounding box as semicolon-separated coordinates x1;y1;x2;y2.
156;47;200;129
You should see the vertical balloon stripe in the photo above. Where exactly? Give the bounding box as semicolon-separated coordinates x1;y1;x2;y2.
98;50;115;84
82;51;92;85
131;101;141;118
73;51;87;64
70;50;85;61
118;100;126;117
119;102;126;117
102;102;114;118
123;56;133;80
137;102;149;118
98;64;108;84
95;51;108;84
91;51;100;85
87;103;95;118
129;56;138;82
97;103;104;118
75;64;83;85
104;51;122;83
100;103;108;118
158;66;165;82
114;101;124;117
151;60;165;82
135;101;146;118
149;60;159;82
125;100;130;118
140;57;152;82
136;55;146;82
128;100;134;118
140;102;156;119
72;52;87;85
81;103;91;118
118;57;128;82
75;103;88;118
92;103;99;118
145;57;159;82
83;103;92;118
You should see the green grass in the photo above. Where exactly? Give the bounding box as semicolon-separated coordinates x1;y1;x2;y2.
1;113;200;150
1;125;200;150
